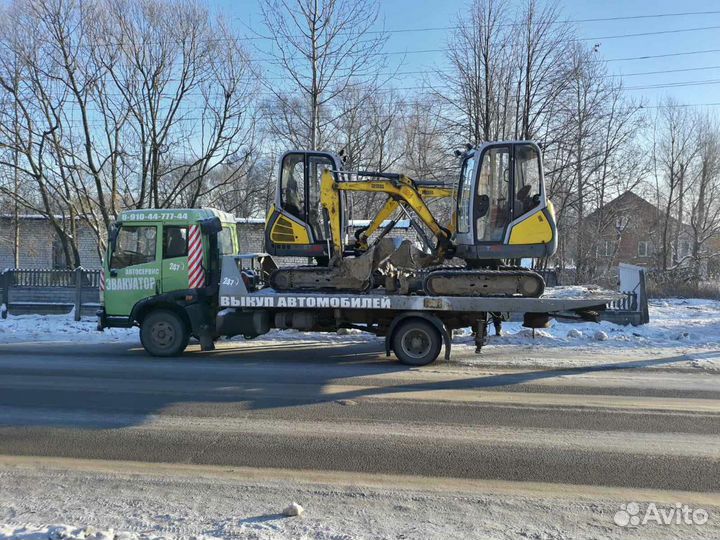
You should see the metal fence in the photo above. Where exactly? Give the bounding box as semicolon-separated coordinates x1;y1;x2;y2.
1;267;101;321
608;291;638;312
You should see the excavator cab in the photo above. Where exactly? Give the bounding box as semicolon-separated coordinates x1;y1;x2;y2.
265;151;345;260
454;141;557;263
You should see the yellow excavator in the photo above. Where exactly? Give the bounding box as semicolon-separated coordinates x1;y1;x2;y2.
264;141;557;297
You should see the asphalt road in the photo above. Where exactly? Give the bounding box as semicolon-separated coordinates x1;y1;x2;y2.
0;340;718;494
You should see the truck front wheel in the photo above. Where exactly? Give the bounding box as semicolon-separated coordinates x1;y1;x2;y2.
140;309;190;357
391;319;442;366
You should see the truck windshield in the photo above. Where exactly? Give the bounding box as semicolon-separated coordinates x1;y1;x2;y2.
111;225;157;269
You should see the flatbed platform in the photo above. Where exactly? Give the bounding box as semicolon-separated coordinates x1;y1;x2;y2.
219;254;619;314
220;287;617;313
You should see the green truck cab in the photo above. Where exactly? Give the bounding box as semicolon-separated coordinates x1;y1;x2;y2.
98;208;238;355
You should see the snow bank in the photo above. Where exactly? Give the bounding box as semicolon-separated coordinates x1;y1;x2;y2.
457;298;720;351
449;299;720;371
0;314;136;344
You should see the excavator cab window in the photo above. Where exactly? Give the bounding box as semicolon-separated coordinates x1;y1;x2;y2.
277;151;338;244
457;155;475;234
307;155;333;240
513;144;542;218
281;154;305;221
475;145;511;242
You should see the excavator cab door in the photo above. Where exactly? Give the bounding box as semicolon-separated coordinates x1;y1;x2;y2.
454;141;557;262
265;151;343;260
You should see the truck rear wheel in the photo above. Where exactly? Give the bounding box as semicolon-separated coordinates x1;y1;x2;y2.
140;309;189;357
392;319;442;366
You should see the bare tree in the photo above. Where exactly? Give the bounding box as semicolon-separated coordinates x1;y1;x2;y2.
258;0;387;150
441;0;513;144
688;113;720;280
0;0;258;266
651;99;698;270
514;0;574;141
555;43;643;282
0;0;89;266
330;85;409;217
92;0;258;210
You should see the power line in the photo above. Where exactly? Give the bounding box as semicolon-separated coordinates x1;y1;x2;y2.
625;78;720;90
260;77;720;94
262;28;720;58
264;62;720;82
611;65;720;78
605;48;720;62
18;100;720;132
568;10;720;23
583;24;720;41
240;10;720;37
14;68;720;99
640;102;720;108
5;18;720;56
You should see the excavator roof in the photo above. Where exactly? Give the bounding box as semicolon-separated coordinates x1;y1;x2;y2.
470;140;542;153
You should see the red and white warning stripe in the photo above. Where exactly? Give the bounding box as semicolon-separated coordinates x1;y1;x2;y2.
188;225;205;289
99;261;106;302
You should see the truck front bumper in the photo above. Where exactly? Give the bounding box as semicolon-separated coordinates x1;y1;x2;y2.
97;308;134;331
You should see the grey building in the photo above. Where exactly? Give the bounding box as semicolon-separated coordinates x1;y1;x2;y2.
1;215;417;270
0;215;102;269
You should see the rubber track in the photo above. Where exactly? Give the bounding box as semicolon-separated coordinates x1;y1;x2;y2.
272;264;545;298
270;267;371;292
422;268;545;298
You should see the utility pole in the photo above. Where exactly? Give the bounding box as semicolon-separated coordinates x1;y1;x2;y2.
12;51;20;268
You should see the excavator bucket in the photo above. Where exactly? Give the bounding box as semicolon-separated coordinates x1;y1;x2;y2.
270;237;398;292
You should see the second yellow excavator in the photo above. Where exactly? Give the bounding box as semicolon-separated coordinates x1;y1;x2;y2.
263;141;557;297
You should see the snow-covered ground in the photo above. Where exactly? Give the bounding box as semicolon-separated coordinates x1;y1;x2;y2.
478;298;720;350
0;311;135;344
1;298;719;368
1;462;716;540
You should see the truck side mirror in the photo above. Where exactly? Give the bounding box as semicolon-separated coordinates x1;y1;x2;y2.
199;217;222;234
108;223;120;251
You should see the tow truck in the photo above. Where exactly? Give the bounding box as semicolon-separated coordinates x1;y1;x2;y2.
98;207;617;365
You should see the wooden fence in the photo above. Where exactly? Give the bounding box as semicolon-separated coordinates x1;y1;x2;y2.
0;267;101;321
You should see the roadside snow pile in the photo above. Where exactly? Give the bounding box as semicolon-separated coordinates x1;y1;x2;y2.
457;298;720;352
0;523;221;540
0;314;135;344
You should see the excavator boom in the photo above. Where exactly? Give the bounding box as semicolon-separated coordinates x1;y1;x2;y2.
320;169;452;258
